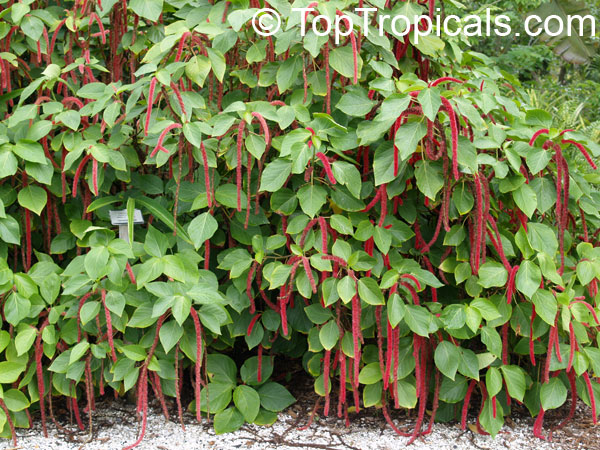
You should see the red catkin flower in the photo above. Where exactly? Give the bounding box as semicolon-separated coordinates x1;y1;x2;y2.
567;322;576;372
461;380;477;430
529;305;537;367
89;13;106;44
144;77;158;136
150;123;182;157
529;128;550;146
200;142;212;207
257;344;263;382
126;262;136;284
35;319;49;437
301;256;317;294
72;154;92;198
247;313;262;336
323;349;331;416
583;372;597;425
189;308;204;423
92;157;99;195
562;139;597;170
175;31;192;62
317;217;328;254
571;300;600;325
440;97;459;180
170;82;187;118
351;294;362;391
0;400;17;446
236;120;246;211
315;152;336;184
335;11;358;84
338;349;346;418
430;76;463;87
251;112;270;148
101;289;117;362
247;262;257;314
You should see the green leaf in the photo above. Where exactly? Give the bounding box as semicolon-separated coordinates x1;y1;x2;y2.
457;348;480;380
297;185;327;218
336;276;356;304
80;301;101;325
260;159;292;192
13;140;46;163
477;261;508;288
500;365;526;402
213;406;244;434
363;382;383;408
0;216;21;245
159;320;183;353
121;344;146;361
513;183;537;218
17;186;47;215
233;385;261;422
129;0;163;22
357;278;384;305
434;341;460;380
531;289;557;326
185;56;211;87
330;215;353;235
276;56;302;93
136;196;191;244
479;397;503;438
69;340;90;364
527;223;558;257
4;293;30;326
358;362;383;385
319;320;340;351
2;389;30;412
540;378;567;410
0;362;26;383
87;196;120;212
336;87;376;117
257;382;295;412
486;367;502;397
387;293;406;328
55;110;81;131
329;45;363;80
440;374;468;403
403;305;431;337
481;326;502;359
394;121;428;161
304;304;332;325
172;295;191;325
395;379;418;408
0;147;18;178
515;260;542;299
414;160;444;200
418;88;442;121
577;260;595;286
207;354;237;385
188;212;218;250
15;327;37;356
84;247;109;280
105;291;126;317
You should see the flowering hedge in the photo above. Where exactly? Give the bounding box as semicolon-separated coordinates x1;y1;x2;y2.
0;0;599;447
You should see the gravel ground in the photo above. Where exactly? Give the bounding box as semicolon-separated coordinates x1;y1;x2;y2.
0;397;598;450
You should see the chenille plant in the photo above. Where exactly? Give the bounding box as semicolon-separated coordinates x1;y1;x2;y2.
0;0;598;448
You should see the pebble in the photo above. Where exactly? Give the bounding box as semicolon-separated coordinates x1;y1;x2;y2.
0;399;593;450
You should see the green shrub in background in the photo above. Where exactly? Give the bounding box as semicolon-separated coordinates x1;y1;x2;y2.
0;0;599;448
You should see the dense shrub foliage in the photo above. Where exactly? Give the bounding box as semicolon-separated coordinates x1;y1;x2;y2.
0;0;599;447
